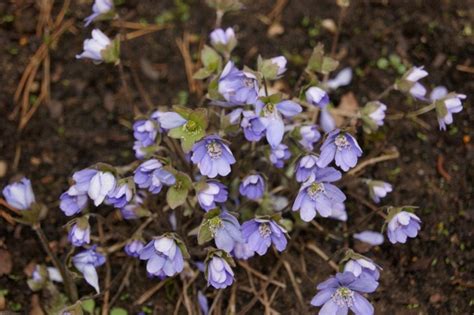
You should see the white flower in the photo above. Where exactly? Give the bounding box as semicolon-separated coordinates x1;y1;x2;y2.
270;56;287;76
84;0;114;26
88;171;116;206
76;29;112;63
327;67;352;90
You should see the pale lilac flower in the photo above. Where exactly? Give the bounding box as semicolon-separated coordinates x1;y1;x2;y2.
72;169;98;193
329;202;348;222
31;265;63;284
402;66;428;99
344;257;381;280
217;61;258;106
120;194;147;220
139;236;185;277
153;111;187;130
2;177;35;210
241;111;266;142
197;180;228;211
76;29;112;63
270;56;287;76
241;218;287;255
134;159;176;194
311;272;378;315
429;86;448;101
212;212;243;252
292;168;345;222
232;242;255;260
60;186;89;216
387;211;421;244
435;93;466;131
88;171;116;206
295;154;320;182
367;180;392;203
191;135;236;178
198;290;209;315
327;67;353;90
353;231;384;246
239;174;265;200
227;108;243;125
105;181;133;208
84;0;113;26
124;239;145;258
72;246;106;293
269;143;291;168
299;125;321;151
320;109;336;133
256;100;302;147
133;119;158;147
306;86;330;108
206;256;234;289
317;129;362;172
210;27;236;51
361;101;387;132
68;220;91;247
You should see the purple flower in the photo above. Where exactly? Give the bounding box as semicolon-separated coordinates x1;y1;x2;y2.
295;154;320;183
133;119;158;147
429;86;448;102
134;159;176;194
197;180;228;211
435;93;466;131
306;86;330;108
124;239;145;258
84;0;113;26
211;212;243;252
367;180;392;203
2;177;35;210
400;66;428;99
329;202;348;222
68;219;91;247
353;231;384;246
241;218;287;255
206;256;234;289
269;144;291;168
191;135;236;178
218;61;258;106
299;125;321;151
210;27;235;46
239;174;265;200
292;167;345;222
320;109;336;133
387;211;421;244
317;129;362;172
361;101;387;132
30;265;63;287
139;236;185;277
241;111;266;142
76;29;112;63
119;193;148;220
311;272;378;315
60;186;89;216
327;67;353;90
344;257;381;280
270;56;287;76
198;290;209;315
153;111;187;130
105;180;133;208
232;242;255;260
88;171;116;206
72;246;106;293
256;100;302;147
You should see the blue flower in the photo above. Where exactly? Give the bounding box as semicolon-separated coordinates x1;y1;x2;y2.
241;111;266;142
239;174;265;200
306;86;330;108
60;186;89;216
387;211;421;244
124;239;145;258
84;0;113;26
292;167;345;222
241;218;287;255
299;125;321;151
269;144;291;168
134;159;176;194
317;129;362;172
295;154;320;183
133;119;158;147
311;272;378;315
217;61;258;106
197;180;228;211
2;177;35;210
72;246;106;293
76;29;112;63
434;93;466;131
344;257;381;281
211;212;243;252
206;256;234;289
232;242;255;260
139;236;185;278
191;135;236;178
105;180;134;208
366;180;392;203
68;218;91;247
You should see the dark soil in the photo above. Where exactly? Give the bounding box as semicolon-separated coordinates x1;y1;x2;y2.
0;0;473;314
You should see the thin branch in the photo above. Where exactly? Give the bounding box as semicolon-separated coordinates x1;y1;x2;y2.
346;148;399;177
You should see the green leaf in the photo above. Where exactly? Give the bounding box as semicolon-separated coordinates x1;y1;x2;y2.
193;67;213;80
307;43;324;72
166;172;192;209
201;45;221;71
110;307;128;315
198;221;213;245
259;58;280;80
321;57;339;74
101;38;120;64
81;299;95;314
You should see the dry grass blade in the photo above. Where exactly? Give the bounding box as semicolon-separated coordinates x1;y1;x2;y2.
176;32;199;95
135;279;170;305
238;261;286;288
346;148;400;177
282;259;305;311
306;243;339;271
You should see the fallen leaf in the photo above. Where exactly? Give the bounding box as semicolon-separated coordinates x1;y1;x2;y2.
0;249;12;276
29;295;44;315
335;92;359;127
267;22;284;37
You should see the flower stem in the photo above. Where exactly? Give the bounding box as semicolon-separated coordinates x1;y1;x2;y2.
33;223;78;302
